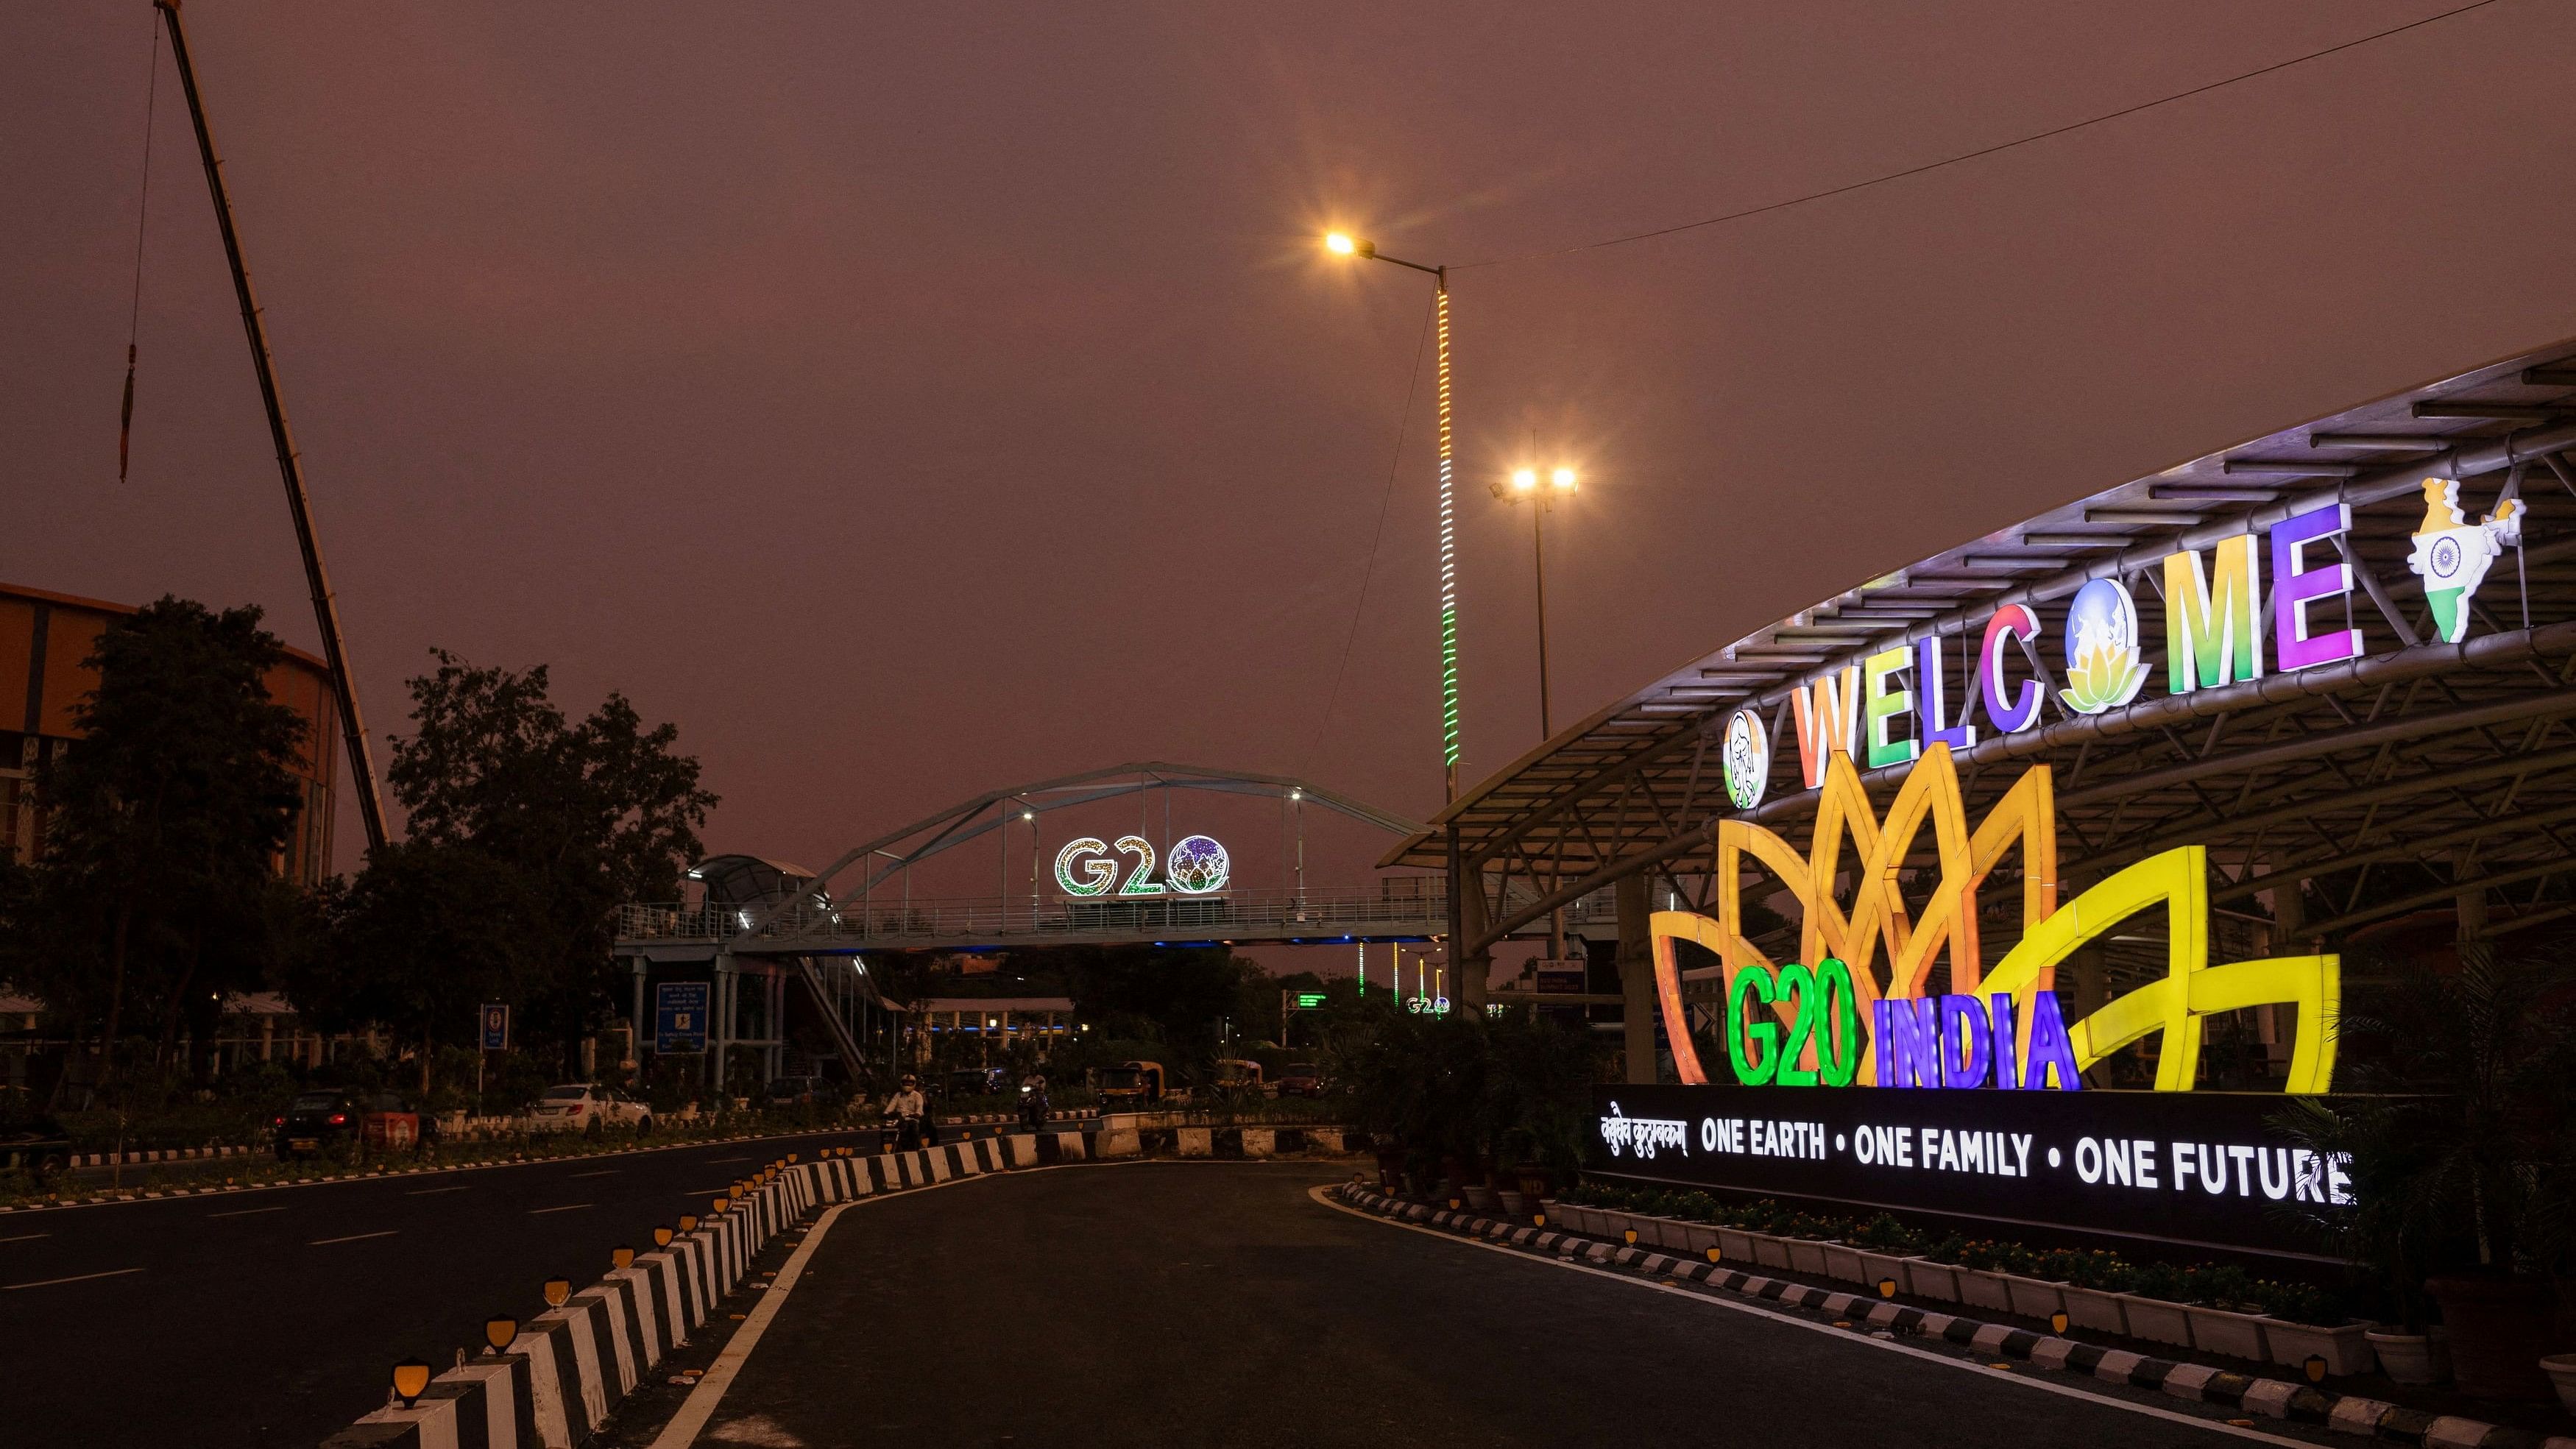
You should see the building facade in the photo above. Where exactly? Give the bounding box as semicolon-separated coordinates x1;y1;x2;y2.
0;582;340;885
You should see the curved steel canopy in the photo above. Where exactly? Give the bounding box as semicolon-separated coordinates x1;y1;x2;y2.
1394;335;2576;962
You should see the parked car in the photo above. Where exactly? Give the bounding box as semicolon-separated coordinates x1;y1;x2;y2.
769;1074;843;1107
528;1083;654;1136
0;1116;71;1177
275;1091;430;1158
941;1067;1009;1101
273;1089;361;1158
1275;1064;1325;1098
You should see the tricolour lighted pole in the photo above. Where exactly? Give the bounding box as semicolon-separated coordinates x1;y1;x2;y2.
1328;233;1459;803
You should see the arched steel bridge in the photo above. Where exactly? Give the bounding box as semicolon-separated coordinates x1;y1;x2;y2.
618;763;1444;955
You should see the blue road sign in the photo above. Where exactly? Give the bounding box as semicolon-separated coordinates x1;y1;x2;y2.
656;981;710;1053
479;1002;509;1051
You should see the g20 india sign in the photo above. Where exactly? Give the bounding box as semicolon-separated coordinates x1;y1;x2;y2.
1655;745;2338;1097
1054;833;1230;897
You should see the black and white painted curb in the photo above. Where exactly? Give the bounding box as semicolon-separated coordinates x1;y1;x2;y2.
1332;1186;2576;1449
0;1128;921;1216
321;1138;1033;1449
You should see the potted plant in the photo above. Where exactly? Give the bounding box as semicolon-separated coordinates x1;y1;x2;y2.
2254;1279;2375;1378
1904;1236;1967;1303
2120;1261;2197;1348
1850;1216;1922;1298
2043;1250;2131;1335
2279;944;2576;1400
2176;1264;2271;1363
1953;1240;2021;1314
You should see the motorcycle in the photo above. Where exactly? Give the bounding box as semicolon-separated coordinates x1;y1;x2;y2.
881;1107;927;1153
1016;1080;1050;1131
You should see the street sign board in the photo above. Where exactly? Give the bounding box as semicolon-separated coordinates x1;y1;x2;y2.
1533;960;1589;995
656;981;710;1053
1293;992;1327;1009
478;1003;509;1051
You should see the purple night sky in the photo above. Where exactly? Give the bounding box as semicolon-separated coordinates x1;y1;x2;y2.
6;2;2574;908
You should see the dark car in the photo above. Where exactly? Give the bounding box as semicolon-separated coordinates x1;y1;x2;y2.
942;1067;1009;1100
1276;1065;1325;1098
769;1074;842;1107
273;1089;360;1158
0;1116;71;1178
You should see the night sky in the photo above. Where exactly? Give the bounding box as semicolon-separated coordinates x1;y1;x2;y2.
7;2;2575;900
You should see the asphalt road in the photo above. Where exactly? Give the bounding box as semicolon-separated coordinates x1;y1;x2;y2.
2;1121;1012;1449
668;1161;2335;1449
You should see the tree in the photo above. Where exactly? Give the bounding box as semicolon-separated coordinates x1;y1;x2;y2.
2;598;308;1085
380;652;713;1068
280;841;529;1094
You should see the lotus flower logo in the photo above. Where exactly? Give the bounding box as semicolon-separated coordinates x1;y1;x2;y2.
2056;577;2148;715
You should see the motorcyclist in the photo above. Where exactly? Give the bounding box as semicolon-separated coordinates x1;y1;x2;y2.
885;1074;928;1151
1016;1069;1050;1130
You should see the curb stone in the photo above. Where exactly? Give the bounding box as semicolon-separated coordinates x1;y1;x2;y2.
1328;1184;2576;1449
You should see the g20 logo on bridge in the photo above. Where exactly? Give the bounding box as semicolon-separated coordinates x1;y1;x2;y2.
1054;834;1231;897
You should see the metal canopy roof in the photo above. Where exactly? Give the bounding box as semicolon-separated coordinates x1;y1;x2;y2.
1390;336;2576;960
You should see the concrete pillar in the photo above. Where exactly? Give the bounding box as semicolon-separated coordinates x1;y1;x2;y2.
1455;863;1493;1010
1616;874;1657;1084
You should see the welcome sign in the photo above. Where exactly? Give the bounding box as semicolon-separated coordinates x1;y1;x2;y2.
1721;475;2529;812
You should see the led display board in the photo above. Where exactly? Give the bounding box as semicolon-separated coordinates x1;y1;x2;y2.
1588;1083;2345;1258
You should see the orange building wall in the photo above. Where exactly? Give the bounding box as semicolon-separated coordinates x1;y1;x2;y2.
0;582;339;882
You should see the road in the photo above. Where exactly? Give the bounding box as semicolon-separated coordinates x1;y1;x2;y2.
659;1161;2337;1449
2;1121;1013;1449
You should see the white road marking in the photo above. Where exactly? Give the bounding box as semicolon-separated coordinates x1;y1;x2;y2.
309;1230;400;1245
207;1205;291;1219
404;1186;471;1197
529;1203;592;1215
4;1267;143;1289
566;1169;618;1178
0;1232;53;1242
704;1157;751;1164
1310;1188;2308;1446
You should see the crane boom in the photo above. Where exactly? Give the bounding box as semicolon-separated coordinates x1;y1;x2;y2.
154;0;389;857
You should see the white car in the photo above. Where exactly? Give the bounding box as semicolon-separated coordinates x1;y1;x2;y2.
528;1083;654;1136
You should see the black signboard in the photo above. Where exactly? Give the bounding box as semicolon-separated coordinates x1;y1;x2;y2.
1585;1083;2348;1259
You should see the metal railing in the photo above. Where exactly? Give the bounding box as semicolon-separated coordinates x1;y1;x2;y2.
619;879;1621;949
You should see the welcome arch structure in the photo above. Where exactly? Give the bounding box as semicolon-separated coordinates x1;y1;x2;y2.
1391;337;2576;1075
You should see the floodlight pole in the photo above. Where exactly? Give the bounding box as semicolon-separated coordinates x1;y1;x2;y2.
157;0;389;856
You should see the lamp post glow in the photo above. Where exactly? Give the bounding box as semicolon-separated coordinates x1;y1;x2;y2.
1494;461;1578;739
1324;231;1460;804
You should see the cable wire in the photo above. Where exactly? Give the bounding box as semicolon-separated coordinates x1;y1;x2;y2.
119;7;163;483
1303;297;1437;775
1457;0;2505;271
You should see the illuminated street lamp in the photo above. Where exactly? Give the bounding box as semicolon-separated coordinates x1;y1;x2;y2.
1493;461;1579;740
1323;231;1462;805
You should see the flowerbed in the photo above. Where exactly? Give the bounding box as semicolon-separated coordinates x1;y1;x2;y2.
1549;1182;2377;1376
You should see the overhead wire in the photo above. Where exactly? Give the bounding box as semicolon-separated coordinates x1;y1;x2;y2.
1303;297;1437;776
1456;0;2506;272
119;7;163;483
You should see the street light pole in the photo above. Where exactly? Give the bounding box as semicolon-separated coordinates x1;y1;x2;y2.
1326;233;1459;806
1501;465;1578;743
